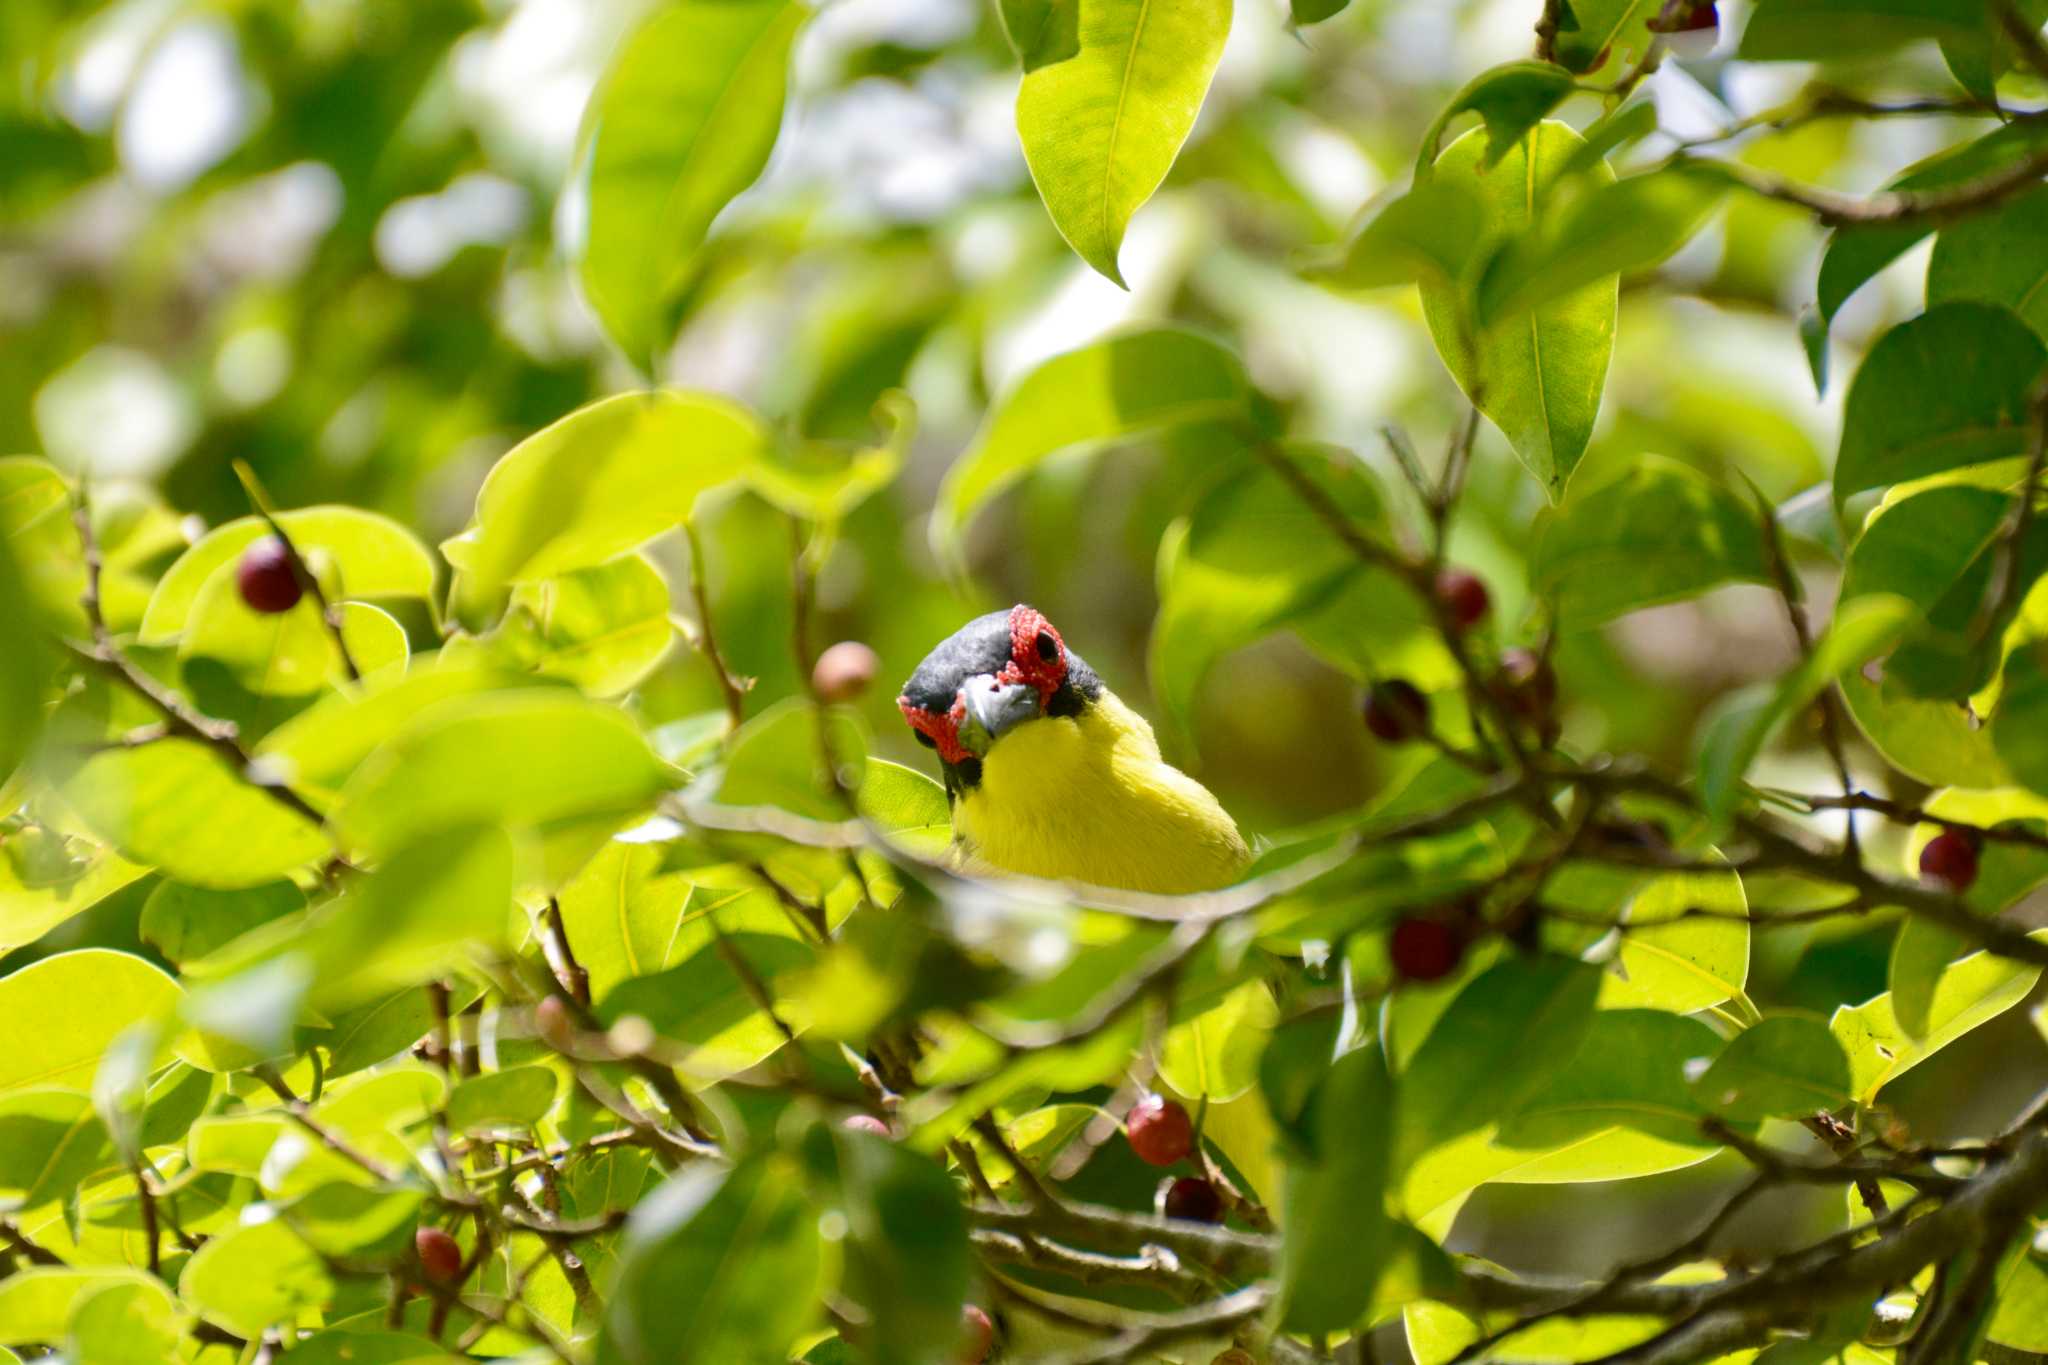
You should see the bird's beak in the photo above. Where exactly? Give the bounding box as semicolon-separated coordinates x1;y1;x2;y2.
957;673;1041;752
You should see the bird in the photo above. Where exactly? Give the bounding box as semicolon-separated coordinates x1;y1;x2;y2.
896;605;1250;893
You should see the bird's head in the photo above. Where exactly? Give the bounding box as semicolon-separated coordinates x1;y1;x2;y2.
897;604;1102;791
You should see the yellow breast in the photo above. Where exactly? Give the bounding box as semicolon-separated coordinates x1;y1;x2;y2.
952;691;1249;894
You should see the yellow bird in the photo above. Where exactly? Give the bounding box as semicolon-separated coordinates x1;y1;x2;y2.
897;606;1249;893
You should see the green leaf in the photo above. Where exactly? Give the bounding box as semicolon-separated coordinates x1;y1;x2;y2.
1929;186;2048;344
1741;0;1989;59
577;1;809;365
1290;0;1349;23
0;1269;175;1348
1834;303;2046;506
596;933;814;1078
694;698;866;823
0;1089;112;1211
496;554;676;698
1831;932;2045;1103
598;1157;822;1365
181;565;408;696
0;533;46;784
856;759;951;858
1838;485;2021;786
1499;1009;1722;1148
1159;979;1277;1103
1689;1013;1850;1120
1313;179;1488;292
1990;1248;2048;1350
331;691;671;873
1596;869;1749;1014
1476;169;1727;324
1533;455;1771;628
0;837;149;955
180;1218;333;1338
1416;62;1577;176
556;840;754;1002
259;1332;463;1365
745;392;915;525
0;951;181;1098
1419;122;1616;500
998;0;1080;70
1994;640;2048;796
931;328;1250;555
1818;121;2048;325
62;740;331;888
1013;0;1231;285
1277;1042;1395;1333
832;1130;971;1364
445;1066;559;1135
1396;955;1602;1166
1549;0;1661;74
65;1281;184;1365
1150;443;1391;735
1696;593;1916;820
140;508;435;644
140;880;305;965
441;391;765;589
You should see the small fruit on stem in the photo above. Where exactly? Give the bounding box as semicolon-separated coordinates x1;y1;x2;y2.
1160;1175;1224;1223
1434;568;1490;631
1919;829;1980;893
1126;1094;1194;1167
1363;679;1429;743
533;995;575;1052
237;538;303;614
1496;647;1557;724
957;1304;994;1364
842;1113;891;1137
812;641;880;702
1389;915;1463;983
415;1226;463;1283
1650;0;1718;31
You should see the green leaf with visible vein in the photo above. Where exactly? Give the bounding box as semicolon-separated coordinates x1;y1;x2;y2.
1015;0;1231;285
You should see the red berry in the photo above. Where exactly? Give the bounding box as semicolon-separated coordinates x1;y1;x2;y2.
1160;1176;1223;1224
415;1225;463;1283
842;1113;891;1137
1363;679;1429;743
813;641;880;703
1126;1094;1194;1167
1919;829;1980;893
956;1304;994;1364
1651;0;1717;30
1434;569;1490;631
1389;916;1463;983
236;538;303;614
1497;648;1557;722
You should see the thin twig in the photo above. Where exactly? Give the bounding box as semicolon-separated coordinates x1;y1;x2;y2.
231;459;360;681
683;518;748;728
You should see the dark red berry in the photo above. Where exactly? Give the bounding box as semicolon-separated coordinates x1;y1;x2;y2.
236;538;303;614
1919;829;1980;893
842;1113;891;1137
956;1304;994;1364
813;641;880;703
1364;679;1429;743
1651;0;1717;30
1434;569;1490;631
415;1225;463;1283
1389;916;1464;983
1160;1176;1223;1224
1497;648;1557;722
1126;1094;1194;1167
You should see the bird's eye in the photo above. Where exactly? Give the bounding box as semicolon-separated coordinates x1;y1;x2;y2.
1035;630;1059;662
914;730;937;749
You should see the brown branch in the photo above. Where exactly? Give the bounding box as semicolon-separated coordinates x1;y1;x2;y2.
683;517;748;729
540;899;591;1006
1758;502;1860;855
1692;143;2048;229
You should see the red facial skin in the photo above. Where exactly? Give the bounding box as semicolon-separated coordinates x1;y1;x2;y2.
237;538;303;614
1389;916;1464;983
899;605;1068;762
1919;830;1980;893
415;1226;463;1283
842;1113;891;1137
957;1304;994;1364
1127;1094;1194;1167
1161;1176;1224;1223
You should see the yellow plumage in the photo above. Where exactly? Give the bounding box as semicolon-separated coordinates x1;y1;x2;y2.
952;689;1249;893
